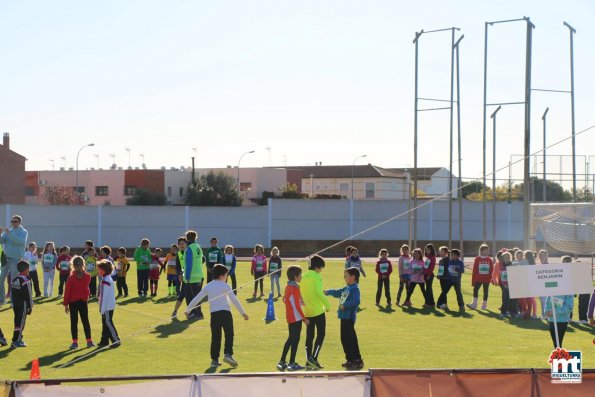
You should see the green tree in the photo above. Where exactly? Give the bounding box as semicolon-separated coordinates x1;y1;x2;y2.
126;189;167;206
279;183;307;199
184;171;240;206
461;181;488;199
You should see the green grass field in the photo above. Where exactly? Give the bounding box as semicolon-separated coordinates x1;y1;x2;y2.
0;259;593;380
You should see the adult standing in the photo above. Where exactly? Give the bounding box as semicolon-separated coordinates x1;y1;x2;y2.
0;215;28;305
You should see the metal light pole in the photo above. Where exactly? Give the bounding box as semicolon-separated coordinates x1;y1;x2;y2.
94;154;100;169
76;143;95;205
491;106;501;260
454;35;464;255
564;22;577;201
237;150;255;206
125;147;131;168
542;107;549;202
49;159;55;171
351;154;367;200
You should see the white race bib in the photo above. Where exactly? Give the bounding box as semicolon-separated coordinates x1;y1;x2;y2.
87;263;95;272
479;263;490;275
208;252;218;262
501;271;508;282
167;259;177;267
379;263;389;273
403;260;411;271
269;262;279;271
29;260;37;271
256;260;264;272
60;261;70;270
449;266;458;276
423;259;430;269
150;263;159;270
43;254;54;263
437;265;445;276
412;263;422;272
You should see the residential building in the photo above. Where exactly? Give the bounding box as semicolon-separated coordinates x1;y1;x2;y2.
390;167;458;198
0;133;26;204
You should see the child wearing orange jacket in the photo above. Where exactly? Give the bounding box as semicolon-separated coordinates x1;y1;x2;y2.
467;244;494;310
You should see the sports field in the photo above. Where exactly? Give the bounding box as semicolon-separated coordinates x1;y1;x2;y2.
0;259;593;380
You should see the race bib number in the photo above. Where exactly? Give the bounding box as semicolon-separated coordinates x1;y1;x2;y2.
225;262;233;270
116;262;122;270
87;263;95;272
479;263;490;275
552;297;563;310
208;252;218;262
403;260;411;271
501;271;508;282
379;263;389;273
412;263;422;272
150;263;159;270
60;261;70;270
29;260;37;271
449;266;458;276
256;260;264;272
423;259;430;269
43;254;54;263
269;262;278;271
142;255;149;263
437;265;445;276
168;259;177;267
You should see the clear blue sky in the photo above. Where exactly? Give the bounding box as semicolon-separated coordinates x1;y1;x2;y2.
1;0;593;187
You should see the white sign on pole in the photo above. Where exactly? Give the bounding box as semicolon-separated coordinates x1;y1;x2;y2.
508;262;593;299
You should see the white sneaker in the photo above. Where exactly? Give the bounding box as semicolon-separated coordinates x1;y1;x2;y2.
480;301;487;310
223;354;238;367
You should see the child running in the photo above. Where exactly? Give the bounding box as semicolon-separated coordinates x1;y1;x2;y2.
345;247;366;277
185;264;249;368
467;243;494;310
403;248;426;307
325;267;364;370
10;261;33;348
63;256;95;349
41;242;58;298
375;248;392;306
115;248;130;297
277;265;309;371
396;244;412;306
223;245;237;294
301;254;331;370
268;246;283;298
97;260;120;348
23;242;41;298
251;244;267;298
56;246;72;297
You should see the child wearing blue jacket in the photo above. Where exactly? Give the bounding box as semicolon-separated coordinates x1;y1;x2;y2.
325;267;363;370
544;294;574;348
436;249;466;312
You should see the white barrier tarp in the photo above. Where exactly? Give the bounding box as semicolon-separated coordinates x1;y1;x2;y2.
15;377;196;397
14;374;370;397
199;374;369;397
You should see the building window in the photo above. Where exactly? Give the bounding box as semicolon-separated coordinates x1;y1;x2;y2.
240;182;252;192
95;186;109;196
124;186;137;196
179;187;184;197
72;186;85;193
167;186;172;197
25;187;35;196
339;183;348;193
365;182;375;199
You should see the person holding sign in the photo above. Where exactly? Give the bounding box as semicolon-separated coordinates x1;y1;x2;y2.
374;248;392;306
251;244;267;298
41;242;58;298
268;247;283;298
55;246;72;297
544;294;574;348
467;244;494;310
396;244;412;306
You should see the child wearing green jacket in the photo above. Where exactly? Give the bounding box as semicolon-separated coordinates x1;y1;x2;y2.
133;238;151;297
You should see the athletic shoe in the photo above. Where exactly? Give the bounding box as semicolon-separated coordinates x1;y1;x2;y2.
223;354;238;367
171;311;178;318
395;301;401;306
277;360;288;371
0;337;7;347
480;302;488;310
287;363;305;371
305;357;319;370
87;341;96;348
579;319;589;324
498;313;507;319
466;303;476;310
341;361;351;368
187;313;196;320
348;360;365;370
312;358;324;369
69;343;78;349
422;304;434;308
97;342;109;348
438;304;449;310
459;306;466;312
402;301;412;307
110;340;121;349
196;314;205;321
210;360;221;368
11;340;26;348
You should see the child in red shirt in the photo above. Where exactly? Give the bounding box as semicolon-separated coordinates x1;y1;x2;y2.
56;246;72;297
149;248;164;297
63;256;94;349
251;244;268;298
277;265;309;371
467;243;494;310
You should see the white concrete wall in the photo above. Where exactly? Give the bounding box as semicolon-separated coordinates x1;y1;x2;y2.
0;200;524;250
301;177;408;199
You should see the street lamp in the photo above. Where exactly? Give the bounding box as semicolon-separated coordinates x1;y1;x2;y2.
76;143;95;205
125;147;131;168
351;154;367;200
237;150;255;206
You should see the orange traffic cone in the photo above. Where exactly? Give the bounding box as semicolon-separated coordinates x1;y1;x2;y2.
30;358;40;380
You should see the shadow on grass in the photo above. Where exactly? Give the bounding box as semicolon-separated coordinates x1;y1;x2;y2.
442;307;473;318
202;366;237;374
505;317;550;331
568;322;593;333
473;310;502;320
400;306;436;316
245;297;263;304
153;296;176;304
116;296;145;306
376;304;396;314
150;318;190;338
19;347;91;371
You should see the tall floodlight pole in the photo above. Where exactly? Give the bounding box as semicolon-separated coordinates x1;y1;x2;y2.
542;107;549;202
412;26;459;248
564;22;577;201
76;143;95;205
483;17;533;249
454;35;464;255
491;106;501;261
237;150;255;206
